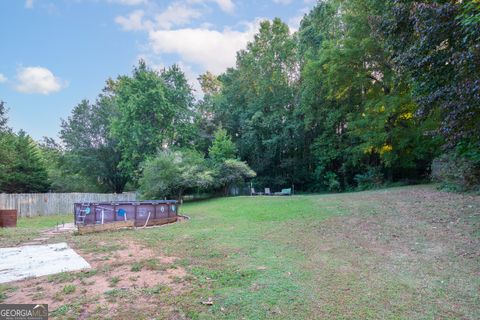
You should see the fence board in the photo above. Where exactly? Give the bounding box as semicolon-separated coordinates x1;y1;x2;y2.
0;193;137;217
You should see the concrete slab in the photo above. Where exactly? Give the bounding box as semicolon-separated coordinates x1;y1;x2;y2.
0;242;91;283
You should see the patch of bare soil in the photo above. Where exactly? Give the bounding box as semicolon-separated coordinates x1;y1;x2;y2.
3;239;190;319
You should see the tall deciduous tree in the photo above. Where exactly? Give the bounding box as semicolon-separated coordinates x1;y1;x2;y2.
214;18;305;188
61;95;129;193
382;0;480;147
111;61;196;182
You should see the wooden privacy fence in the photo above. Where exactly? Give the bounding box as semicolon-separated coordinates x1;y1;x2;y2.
0;193;137;217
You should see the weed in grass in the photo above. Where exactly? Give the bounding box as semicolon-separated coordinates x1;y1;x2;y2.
47;272;75;283
175;258;191;268
131;262;143;272
78;269;98;279
104;288;129;302
0;285;17;302
80;243;123;254
100;265;111;273
62;284;76;295
141;284;171;295
171;276;183;284
50;304;71;316
143;258;159;270
109;276;120;287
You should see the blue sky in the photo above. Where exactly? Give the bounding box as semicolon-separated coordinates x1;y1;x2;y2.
0;0;316;141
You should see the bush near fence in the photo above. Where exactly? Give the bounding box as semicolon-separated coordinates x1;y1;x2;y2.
0;193;137;217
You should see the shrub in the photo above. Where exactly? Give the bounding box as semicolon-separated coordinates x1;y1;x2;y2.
354;167;384;191
324;171;340;192
431;153;480;191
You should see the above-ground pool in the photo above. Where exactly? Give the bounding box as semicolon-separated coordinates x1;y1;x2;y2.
74;201;179;233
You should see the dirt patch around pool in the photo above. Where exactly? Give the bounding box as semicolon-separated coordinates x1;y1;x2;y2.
2;239;190;319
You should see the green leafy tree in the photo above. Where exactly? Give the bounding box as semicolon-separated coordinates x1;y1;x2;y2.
139;149;214;201
215;159;256;195
208;128;237;162
382;0;480;147
207;128;255;194
38;137;96;192
193;71;224;154
213;18;306;188
298;0;441;190
111;61;196;182
0;131;50;193
60;96;129;193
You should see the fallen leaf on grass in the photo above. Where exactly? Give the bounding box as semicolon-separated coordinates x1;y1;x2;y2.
201;298;214;305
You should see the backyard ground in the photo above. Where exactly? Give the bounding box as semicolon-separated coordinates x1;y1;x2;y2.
0;185;479;319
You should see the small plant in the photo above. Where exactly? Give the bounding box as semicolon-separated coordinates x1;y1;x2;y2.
50;305;71;316
109;276;120;287
131;262;143;272
0;285;17;302
354;167;384;191
101;265;111;273
48;272;75;283
62;284;76;295
104;288;129;302
78;269;98;279
144;259;159;270
141;284;171;295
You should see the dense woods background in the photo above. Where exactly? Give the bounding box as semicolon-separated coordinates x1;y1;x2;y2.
1;0;479;197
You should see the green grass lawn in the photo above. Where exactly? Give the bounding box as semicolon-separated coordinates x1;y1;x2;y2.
0;213;72;247
1;185;479;319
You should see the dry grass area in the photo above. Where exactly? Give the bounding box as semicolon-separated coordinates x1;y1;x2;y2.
294;186;480;318
1;185;479;319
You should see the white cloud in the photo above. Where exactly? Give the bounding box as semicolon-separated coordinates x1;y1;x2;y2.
116;1;259;75
115;10;147;31
288;7;310;32
155;3;202;29
177;61;203;96
15;67;66;95
273;0;292;4
25;0;34;9
211;0;235;13
148;21;259;74
115;3;202;31
108;0;147;5
288;14;303;32
0;73;7;83
188;0;235;13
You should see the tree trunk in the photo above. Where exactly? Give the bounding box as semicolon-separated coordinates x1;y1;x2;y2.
178;190;183;204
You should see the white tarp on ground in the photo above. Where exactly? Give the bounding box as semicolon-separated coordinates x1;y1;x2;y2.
0;242;91;283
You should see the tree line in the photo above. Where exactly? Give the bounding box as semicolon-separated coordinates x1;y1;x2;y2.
1;0;478;196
